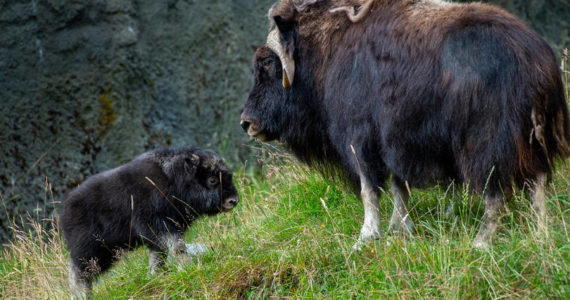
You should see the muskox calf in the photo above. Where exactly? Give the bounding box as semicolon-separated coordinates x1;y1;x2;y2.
60;147;239;298
241;0;570;250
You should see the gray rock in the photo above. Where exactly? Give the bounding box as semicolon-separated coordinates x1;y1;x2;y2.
0;0;273;243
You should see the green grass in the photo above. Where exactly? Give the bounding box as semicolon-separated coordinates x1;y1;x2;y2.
2;48;569;300
1;153;569;299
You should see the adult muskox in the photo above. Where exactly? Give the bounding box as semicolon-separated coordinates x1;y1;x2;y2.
60;147;239;298
240;0;570;250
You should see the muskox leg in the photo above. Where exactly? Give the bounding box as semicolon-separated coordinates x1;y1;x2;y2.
353;174;381;251
473;195;504;249
531;172;547;232
69;260;92;299
387;178;415;235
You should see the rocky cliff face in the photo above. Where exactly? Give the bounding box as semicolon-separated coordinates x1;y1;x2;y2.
0;0;273;243
1;0;567;244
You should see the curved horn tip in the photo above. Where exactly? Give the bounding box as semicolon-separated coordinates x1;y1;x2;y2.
283;72;291;89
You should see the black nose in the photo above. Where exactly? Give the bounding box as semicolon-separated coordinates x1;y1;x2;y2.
228;198;238;206
240;120;250;132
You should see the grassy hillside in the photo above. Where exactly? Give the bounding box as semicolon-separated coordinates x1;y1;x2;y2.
1;148;568;299
1;52;569;300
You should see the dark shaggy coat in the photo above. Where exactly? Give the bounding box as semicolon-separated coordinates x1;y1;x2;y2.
60;147;239;297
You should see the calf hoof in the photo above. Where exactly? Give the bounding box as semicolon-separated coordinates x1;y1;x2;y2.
185;243;208;256
69;263;91;299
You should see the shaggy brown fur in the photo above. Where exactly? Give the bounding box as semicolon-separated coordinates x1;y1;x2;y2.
242;0;569;248
267;0;569;183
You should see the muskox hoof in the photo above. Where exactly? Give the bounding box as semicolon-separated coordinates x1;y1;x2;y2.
444;204;455;219
472;238;490;251
352;239;369;251
352;228;381;251
387;219;415;237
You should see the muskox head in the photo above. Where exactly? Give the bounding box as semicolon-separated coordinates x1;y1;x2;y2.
240;46;290;142
240;9;299;142
241;0;353;143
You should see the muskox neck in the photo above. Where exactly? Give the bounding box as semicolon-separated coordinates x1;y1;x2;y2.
281;88;338;169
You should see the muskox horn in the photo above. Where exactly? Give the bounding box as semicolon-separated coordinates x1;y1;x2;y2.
266;29;295;89
329;0;374;23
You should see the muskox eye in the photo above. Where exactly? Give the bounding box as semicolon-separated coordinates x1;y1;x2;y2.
262;59;272;70
207;176;219;187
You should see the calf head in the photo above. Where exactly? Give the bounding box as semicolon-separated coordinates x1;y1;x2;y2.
168;148;239;215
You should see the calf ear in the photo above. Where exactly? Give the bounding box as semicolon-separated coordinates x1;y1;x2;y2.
184;154;200;177
190;153;200;165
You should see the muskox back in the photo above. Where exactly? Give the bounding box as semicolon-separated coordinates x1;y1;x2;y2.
241;0;569;250
438;6;568;190
322;1;569;192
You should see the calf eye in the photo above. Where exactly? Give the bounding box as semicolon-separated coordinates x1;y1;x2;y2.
207;176;219;187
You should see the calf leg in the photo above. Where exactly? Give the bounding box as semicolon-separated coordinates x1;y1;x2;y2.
69;260;92;299
531;172;547;232
68;244;108;299
387;178;415;235
473;194;504;249
353;174;381;251
149;238;206;274
157;233;192;270
148;250;167;275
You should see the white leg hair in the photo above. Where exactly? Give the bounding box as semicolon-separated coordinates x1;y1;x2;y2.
531;172;547;233
353;173;381;251
150;237;209;274
160;234;192;271
473;195;504;250
185;243;208;256
148;250;166;275
388;178;415;235
164;234;187;256
69;260;91;299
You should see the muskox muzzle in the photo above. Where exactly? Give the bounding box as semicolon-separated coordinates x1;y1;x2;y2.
240;113;269;141
240;119;250;132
